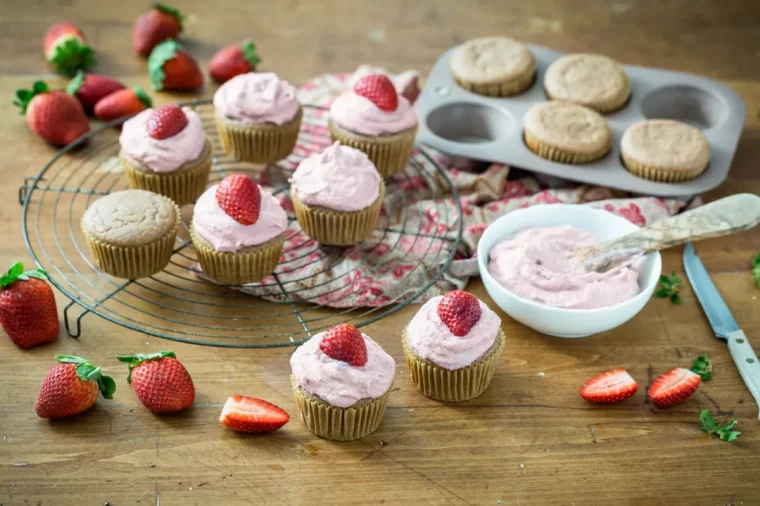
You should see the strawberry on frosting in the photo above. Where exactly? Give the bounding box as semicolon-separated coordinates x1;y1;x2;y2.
215;174;262;225
146;104;188;140
437;290;482;336
354;74;398;112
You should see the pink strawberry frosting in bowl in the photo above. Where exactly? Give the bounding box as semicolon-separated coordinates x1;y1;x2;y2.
330;91;417;136
290;331;396;408
290;141;381;212
406;295;502;371
192;183;287;252
119;107;205;173
213;72;300;126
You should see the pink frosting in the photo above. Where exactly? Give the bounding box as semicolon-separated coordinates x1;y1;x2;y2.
213;72;300;126
119;107;205;173
192;183;287;252
488;225;641;309
290;331;396;408
289;142;381;212
406;295;501;370
330;90;417;136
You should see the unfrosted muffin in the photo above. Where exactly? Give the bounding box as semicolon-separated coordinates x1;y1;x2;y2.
544;54;631;113
81;190;180;279
450;36;536;97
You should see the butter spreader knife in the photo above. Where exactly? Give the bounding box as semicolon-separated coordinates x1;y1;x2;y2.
684;243;760;421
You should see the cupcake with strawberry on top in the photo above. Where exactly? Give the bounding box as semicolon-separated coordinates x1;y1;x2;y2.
403;290;505;402
119;104;212;206
190;174;287;285
329;73;418;178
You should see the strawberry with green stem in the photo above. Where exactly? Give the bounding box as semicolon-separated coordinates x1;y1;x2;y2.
36;355;115;419
13;81;90;146
43;23;95;76
655;271;682;304
148;40;203;91
0;262;59;349
117;351;195;414
133;3;184;57
66;70;125;113
209;40;262;83
700;410;740;442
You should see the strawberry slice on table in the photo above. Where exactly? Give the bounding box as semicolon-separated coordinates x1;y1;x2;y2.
580;369;638;404
219;395;289;433
148;40;204;91
66;70;126;113
209;40;262;83
437;290;482;337
354;74;399;112
13;81;89;146
0;262;59;349
93;87;152;122
648;368;701;408
133;3;184;57
215;174;262;225
117;351;195;414
319;323;367;366
146;104;188;139
36;355;116;420
43;22;95;76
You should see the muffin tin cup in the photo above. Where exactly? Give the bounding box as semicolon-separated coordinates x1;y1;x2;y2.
215;107;303;164
328;119;417;178
401;329;505;402
290;376;391;441
415;45;746;196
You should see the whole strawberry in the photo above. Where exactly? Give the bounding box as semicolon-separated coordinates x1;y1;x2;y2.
0;262;59;349
13;81;90;146
93;87;152;122
354;74;399;112
117;351;195;414
215;174;262;225
148;40;203;91
43;23;95;76
66;70;125;113
319;323;367;366
133;3;184;57
437;290;482;336
36;355;116;419
146;104;188;139
209;40;261;83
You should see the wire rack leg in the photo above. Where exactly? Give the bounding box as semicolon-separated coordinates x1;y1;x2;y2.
63;281;134;338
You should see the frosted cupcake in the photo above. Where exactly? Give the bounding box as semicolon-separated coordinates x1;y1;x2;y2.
290;142;384;246
328;74;417;178
290;323;396;441
213;72;302;163
120;105;212;206
190;174;287;285
403;290;504;402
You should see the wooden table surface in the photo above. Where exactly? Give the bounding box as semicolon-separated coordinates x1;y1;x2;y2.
1;1;759;504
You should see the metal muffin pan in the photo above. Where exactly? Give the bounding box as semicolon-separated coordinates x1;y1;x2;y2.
415;44;746;196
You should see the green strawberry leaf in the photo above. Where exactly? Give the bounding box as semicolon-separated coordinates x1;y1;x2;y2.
148;40;180;90
691;354;712;381
656;271;682;304
98;375;117;399
659;274;672;287
655;288;670;298
752;253;760;288
699;409;719;433
0;262;49;288
670;293;681;304
48;38;95;77
154;3;184;31
721;430;741;442
56;355;89;365
133;87;153;108
699;410;740;442
66;70;86;95
12;81;49;114
240;39;261;68
116;351;176;383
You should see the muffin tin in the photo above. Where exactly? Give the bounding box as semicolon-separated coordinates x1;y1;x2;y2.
415;44;746;196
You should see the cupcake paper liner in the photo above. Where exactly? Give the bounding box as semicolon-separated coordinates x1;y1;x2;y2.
291;181;385;246
621;152;708;182
190;225;285;285
215;107;303;164
452;69;536;98
402;329;505;402
524;131;610;165
291;376;391;441
328;119;416;178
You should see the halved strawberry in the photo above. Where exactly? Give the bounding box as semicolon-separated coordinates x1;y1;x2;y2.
215;174;261;225
319;323;368;366
219;395;289;433
437;290;481;337
648;368;700;408
580;369;638;404
354;74;398;112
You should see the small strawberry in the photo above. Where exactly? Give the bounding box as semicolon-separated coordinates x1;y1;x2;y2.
437;290;481;337
580;369;638;404
219;395;289;433
117;351;195;414
215;174;262;225
209;40;262;83
146;104;188;139
93;87;152;122
319;323;367;366
148;40;203;91
354;74;399;112
648;368;701;408
36;355;116;420
43;23;95;76
66;70;126;113
133;3;184;57
0;262;59;349
13;81;89;146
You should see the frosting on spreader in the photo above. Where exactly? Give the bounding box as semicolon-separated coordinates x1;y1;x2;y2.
290;331;396;408
488;225;641;309
193;183;287;252
119;107;205;173
406;296;501;371
290;142;380;212
213;72;300;126
330;91;417;136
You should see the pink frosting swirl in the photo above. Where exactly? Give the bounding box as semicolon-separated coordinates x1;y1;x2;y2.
213;72;300;126
330;90;417;136
119;107;205;173
290;142;381;212
406;295;502;370
290;331;396;408
192;184;287;252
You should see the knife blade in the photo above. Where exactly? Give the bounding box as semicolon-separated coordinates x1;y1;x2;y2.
684;243;760;421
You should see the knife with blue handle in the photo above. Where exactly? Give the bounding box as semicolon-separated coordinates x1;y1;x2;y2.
684;243;760;421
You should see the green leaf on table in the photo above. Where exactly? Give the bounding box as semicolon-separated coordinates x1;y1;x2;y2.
691;354;712;381
699;410;740;443
752;253;760;288
656;271;682;304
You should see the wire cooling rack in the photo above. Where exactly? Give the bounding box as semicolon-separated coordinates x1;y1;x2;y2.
18;102;462;348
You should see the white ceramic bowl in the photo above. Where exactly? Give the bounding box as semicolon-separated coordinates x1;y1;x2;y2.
477;204;662;338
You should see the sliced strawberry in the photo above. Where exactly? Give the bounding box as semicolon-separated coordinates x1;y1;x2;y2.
146;104;188;139
319;323;367;366
648;368;701;408
580;369;638;404
354;74;398;112
215;175;262;225
219;395;289;433
437;290;481;337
